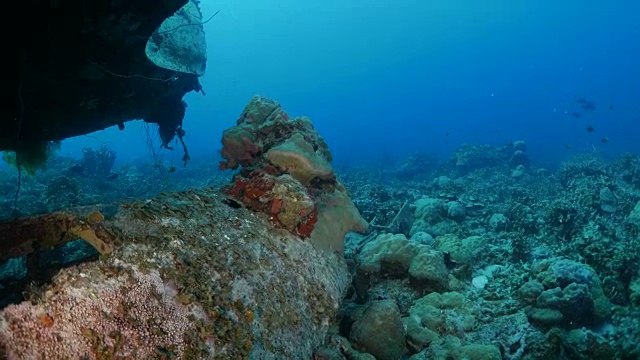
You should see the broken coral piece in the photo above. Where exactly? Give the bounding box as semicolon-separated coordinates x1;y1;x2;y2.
220;96;368;253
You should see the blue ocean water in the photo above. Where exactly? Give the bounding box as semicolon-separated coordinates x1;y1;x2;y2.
2;1;640;359
58;0;640;168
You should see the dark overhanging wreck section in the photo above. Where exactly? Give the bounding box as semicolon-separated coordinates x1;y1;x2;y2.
2;0;207;166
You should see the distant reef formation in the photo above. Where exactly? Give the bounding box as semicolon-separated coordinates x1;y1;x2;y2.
3;0;207;163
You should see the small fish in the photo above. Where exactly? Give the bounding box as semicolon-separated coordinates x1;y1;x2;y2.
586;125;595;132
566;144;572;149
168;166;176;173
576;98;596;111
107;173;119;180
609;105;613;110
601;137;609;143
445;131;451;136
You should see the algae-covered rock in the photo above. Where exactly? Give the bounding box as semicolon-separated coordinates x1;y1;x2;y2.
409;292;476;339
628;200;640;225
488;213;509;231
0;188;350;359
331;335;377;360
236;95;281;126
526;307;564;327
350;300;407;360
512;164;526;178
446;201;467;222
313;346;347;360
219;126;261;169
510;150;530;167
427;336;501;360
456;344;502;360
434;235;485;278
357;233;449;291
536;284;594;324
563;328;615;360
408;247;449;292
358;233;419;274
516;279;545;304
403;316;439;352
532;258;611;326
410;197;447;236
272;174;316;231
409;231;436;246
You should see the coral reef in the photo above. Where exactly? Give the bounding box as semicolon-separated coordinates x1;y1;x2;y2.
330;144;640;359
3;129;640;359
0;97;371;358
219;96;369;253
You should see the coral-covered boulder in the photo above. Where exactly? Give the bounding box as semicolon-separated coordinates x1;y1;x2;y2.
530;258;612;327
219;126;261;170
220;96;368;253
349;299;407;360
265;133;334;185
356;233;450;293
0;188;350;359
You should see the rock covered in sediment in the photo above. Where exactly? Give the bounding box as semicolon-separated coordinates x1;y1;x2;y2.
349;300;407;360
0;188;351;359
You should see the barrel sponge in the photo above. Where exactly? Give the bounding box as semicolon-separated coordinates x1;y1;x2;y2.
265;132;333;185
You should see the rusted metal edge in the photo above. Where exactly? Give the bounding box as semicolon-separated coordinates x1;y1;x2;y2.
0;210;113;262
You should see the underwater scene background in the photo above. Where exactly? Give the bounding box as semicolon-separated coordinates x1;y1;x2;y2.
1;1;640;359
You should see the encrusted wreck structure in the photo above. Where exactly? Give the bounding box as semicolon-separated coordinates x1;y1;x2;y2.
0;97;369;358
3;0;207;162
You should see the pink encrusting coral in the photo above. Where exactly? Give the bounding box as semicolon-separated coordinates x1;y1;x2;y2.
0;262;199;359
